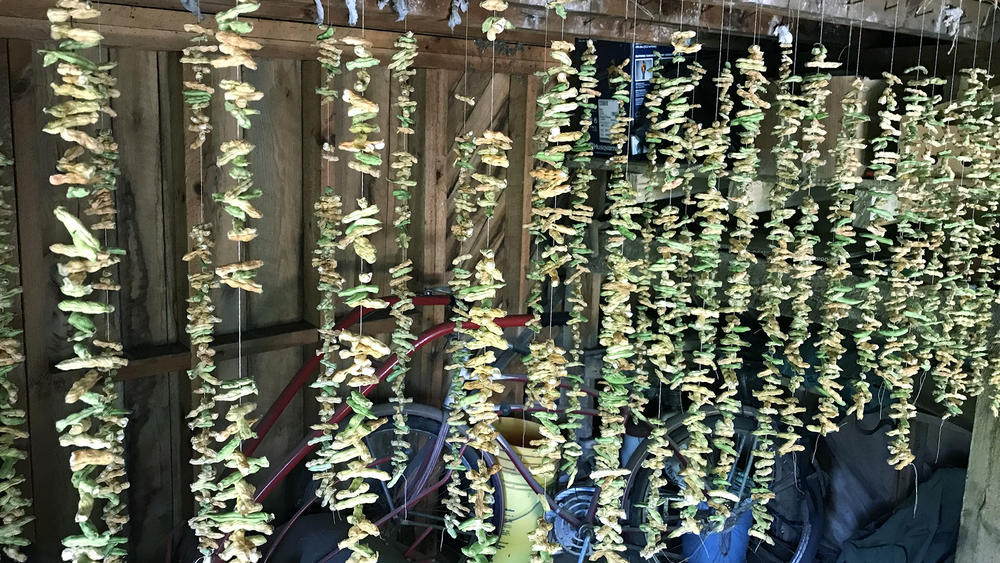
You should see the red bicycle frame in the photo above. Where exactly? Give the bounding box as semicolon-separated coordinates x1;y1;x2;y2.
248;296;539;504
225;296;684;561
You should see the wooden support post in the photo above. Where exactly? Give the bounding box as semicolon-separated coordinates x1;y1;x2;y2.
502;74;537;314
111;47;187;559
413;68;449;405
957;397;1000;562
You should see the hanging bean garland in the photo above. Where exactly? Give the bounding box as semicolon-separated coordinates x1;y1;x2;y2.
386;31;418;487
22;0;1000;556
850;71;902;420
0;148;31;563
558;39;598;488
589;61;636;563
714;44;768;495
180;21;227;556
44;1;132;559
305;25;348;509
811;77;868;436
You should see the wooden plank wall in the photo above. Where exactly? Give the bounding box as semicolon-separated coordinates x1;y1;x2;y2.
0;36;540;556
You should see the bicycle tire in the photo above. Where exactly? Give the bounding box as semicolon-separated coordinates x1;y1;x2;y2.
358;403;506;560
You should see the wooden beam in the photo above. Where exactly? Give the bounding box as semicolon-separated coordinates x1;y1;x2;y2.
54;0;984;46
49;318;395;382
0;2;549;73
957;396;1000;562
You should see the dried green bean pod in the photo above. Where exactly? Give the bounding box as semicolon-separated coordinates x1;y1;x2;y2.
669;60;710;540
43;3;132;559
184;224;226;555
454;129;513;561
545;0;569;18
180;24;217;150
523;40;579;501
965;74;1000;412
338;36;385;179
715;45;769;491
324;36;390;550
589;61;635;563
810;77;868;436
751;40;806;542
878;67;943;471
639;32;705;547
386;31;418;487
180;21;227;555
208;4;274;560
0;148;32;563
785;45;839;391
442;131;477;539
931;68;989;417
558;39;597;487
304;25;347;506
851;71;902;419
688;62;734;525
480;0;513;41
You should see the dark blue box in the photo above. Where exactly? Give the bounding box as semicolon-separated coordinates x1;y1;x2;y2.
575;38;674;157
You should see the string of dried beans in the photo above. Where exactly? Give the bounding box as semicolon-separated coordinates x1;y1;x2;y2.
43;1;131;558
0;147;31;562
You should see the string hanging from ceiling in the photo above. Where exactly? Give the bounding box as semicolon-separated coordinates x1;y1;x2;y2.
179;19;228;557
305;22;348;511
206;1;275;560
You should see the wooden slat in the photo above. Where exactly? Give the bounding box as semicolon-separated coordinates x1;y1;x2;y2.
501;74;537;314
7;38;76;560
412;68;450;404
0;2;549;73
35;0;995;44
299;60;322;428
244;57;306;518
157;48;192;533
110;47;184;559
958;396;1000;562
301;60;322;329
122;322;317;378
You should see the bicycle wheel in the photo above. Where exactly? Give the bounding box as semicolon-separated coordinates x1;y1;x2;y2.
621;409;822;562
339;403;506;562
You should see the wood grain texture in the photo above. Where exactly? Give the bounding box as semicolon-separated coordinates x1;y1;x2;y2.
8;40;80;560
111;47;184;561
0;2;550;72
501;73;536;314
0;38;34;545
243;57;306;520
958;397;1000;562
412;68;450;404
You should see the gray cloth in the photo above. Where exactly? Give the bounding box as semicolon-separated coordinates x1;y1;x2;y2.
836;468;965;563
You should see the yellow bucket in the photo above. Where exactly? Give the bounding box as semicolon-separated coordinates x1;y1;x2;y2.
493;417;556;562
